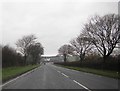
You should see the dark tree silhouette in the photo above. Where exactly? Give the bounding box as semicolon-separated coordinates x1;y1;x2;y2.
70;35;93;63
58;44;74;63
84;14;120;63
2;45;23;67
27;43;44;64
16;34;37;65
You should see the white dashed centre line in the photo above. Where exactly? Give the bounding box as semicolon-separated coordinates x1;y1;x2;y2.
61;73;69;78
56;70;91;91
57;71;61;73
73;80;91;91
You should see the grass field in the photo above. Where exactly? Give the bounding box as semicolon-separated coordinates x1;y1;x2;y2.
2;65;40;82
56;65;119;79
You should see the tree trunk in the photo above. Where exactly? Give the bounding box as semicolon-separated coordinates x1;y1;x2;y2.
79;53;85;63
63;53;67;63
103;55;108;63
24;54;27;65
34;56;38;64
102;55;108;69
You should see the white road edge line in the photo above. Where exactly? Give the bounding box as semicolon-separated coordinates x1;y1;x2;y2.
61;73;69;78
73;80;91;91
0;66;40;88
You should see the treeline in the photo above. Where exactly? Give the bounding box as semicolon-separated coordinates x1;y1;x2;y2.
55;55;119;70
2;34;44;68
57;14;120;70
2;45;24;67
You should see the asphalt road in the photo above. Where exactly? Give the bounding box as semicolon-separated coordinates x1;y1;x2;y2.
2;63;118;90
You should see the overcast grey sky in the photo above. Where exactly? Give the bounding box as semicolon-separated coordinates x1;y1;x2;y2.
0;0;118;56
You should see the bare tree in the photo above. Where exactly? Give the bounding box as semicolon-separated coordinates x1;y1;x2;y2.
70;35;93;63
84;14;120;62
58;44;74;63
16;34;37;65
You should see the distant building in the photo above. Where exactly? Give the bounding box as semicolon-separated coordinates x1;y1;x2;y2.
40;54;80;63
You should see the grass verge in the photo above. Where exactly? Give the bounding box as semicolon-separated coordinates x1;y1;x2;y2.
2;64;40;83
0;69;2;83
56;65;119;79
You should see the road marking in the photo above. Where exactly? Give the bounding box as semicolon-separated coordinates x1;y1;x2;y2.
61;73;69;78
57;71;61;73
73;80;91;91
0;66;40;88
57;70;69;78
